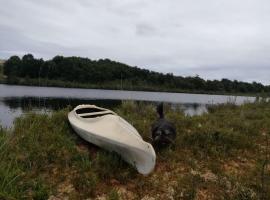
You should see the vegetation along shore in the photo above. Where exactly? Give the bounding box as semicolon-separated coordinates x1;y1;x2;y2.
1;101;270;199
1;54;270;96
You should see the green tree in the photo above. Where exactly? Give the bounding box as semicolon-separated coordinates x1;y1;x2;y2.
3;55;21;77
3;54;269;94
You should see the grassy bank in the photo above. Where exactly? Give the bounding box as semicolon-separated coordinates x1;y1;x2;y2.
1;101;270;199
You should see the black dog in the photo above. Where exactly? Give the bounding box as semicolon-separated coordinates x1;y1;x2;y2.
151;103;176;148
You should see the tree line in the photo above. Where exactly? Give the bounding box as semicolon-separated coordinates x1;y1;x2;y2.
3;54;270;94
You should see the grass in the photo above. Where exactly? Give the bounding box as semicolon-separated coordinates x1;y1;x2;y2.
0;101;270;199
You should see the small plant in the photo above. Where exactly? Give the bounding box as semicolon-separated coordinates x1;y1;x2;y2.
174;174;203;200
32;180;49;200
233;185;257;200
72;171;98;197
106;188;120;200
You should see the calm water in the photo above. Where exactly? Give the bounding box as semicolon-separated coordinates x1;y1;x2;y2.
0;84;255;127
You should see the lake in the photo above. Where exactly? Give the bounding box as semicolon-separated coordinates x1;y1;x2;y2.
0;84;255;127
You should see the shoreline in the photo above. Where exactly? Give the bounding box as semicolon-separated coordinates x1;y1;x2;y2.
0;78;264;97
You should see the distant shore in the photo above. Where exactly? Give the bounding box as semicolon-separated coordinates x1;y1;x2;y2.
0;77;265;97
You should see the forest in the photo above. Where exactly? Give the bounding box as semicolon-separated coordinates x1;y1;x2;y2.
3;54;270;94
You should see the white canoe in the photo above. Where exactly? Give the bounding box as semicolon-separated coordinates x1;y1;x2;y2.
68;104;156;175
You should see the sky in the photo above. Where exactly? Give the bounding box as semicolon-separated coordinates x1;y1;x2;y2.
0;0;269;84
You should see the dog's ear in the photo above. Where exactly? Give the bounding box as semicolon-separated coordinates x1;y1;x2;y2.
157;102;164;118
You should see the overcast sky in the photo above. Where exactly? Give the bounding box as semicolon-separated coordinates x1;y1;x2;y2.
0;0;269;84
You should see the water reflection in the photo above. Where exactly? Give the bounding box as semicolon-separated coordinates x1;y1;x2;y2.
179;103;208;116
0;97;122;127
0;101;23;128
2;97;122;111
0;97;208;127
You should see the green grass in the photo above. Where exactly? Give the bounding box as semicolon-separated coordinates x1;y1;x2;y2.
0;101;270;199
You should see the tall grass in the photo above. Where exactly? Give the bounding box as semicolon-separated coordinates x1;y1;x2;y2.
0;128;23;199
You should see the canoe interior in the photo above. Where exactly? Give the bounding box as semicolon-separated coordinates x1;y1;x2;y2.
75;107;105;114
75;106;115;119
81;113;113;118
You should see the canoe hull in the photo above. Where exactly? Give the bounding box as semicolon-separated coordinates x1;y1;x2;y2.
68;107;156;175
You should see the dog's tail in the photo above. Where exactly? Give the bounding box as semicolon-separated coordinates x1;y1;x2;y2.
157;103;164;119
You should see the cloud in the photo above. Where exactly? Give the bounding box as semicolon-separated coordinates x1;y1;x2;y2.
135;23;161;37
0;0;269;84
